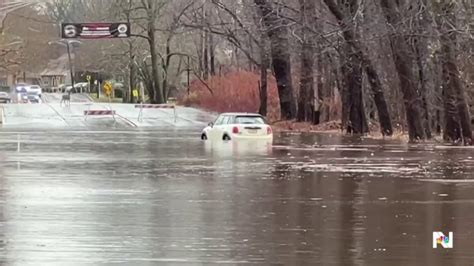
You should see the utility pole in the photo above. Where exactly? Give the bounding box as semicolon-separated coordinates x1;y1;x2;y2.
49;40;80;92
66;41;75;90
97;73;101;99
187;56;190;96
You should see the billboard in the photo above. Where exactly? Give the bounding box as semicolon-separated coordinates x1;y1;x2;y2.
61;23;131;39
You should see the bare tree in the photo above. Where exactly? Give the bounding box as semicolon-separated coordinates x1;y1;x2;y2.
380;0;426;141
435;0;472;145
324;0;393;136
296;0;316;123
254;0;296;120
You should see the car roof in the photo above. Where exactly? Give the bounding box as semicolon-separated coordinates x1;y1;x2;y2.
220;112;262;116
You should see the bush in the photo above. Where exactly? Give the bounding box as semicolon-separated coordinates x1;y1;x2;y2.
178;71;281;121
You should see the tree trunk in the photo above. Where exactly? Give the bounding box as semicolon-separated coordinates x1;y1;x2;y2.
202;1;209;80
209;32;216;76
125;3;135;104
412;0;433;139
203;32;209;80
323;0;393;136
341;45;368;134
297;0;316;123
380;0;426;141
314;46;324;125
414;42;433;139
254;0;296;120
146;1;163;104
363;61;393;136
259;42;268;117
162;37;172;102
443;74;462;142
436;1;473;145
129;44;135;103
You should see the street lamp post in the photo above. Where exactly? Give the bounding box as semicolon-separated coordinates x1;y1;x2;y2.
187;55;190;96
65;41;75;91
48;40;81;93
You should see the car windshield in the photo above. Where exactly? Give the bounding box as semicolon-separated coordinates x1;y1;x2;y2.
235;116;266;125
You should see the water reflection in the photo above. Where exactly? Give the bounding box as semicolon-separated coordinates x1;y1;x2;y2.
204;139;272;158
0;164;5;264
0;130;474;264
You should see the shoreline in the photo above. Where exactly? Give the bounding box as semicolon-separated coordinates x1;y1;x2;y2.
270;120;452;144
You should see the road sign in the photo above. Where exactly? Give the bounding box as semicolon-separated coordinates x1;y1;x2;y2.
61;23;131;39
104;82;113;96
86;75;91;82
132;89;139;98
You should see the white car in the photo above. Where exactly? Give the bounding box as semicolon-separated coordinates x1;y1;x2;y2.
201;113;273;141
0;87;11;103
28;85;42;95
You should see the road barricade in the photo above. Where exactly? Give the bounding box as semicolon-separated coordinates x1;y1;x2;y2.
135;104;177;123
84;105;116;121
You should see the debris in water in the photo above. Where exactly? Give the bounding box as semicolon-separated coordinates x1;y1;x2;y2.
310;198;323;201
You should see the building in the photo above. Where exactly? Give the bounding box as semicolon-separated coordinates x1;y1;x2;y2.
40;54;71;92
0;71;41;88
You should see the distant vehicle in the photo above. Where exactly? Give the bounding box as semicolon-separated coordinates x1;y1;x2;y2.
15;84;29;94
57;84;73;93
201;113;273;141
14;84;43;103
27;91;42;103
28;85;43;95
74;82;89;91
14;84;42;95
65;86;74;93
0;86;11;103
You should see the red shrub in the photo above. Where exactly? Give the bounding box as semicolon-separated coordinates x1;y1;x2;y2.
179;71;281;121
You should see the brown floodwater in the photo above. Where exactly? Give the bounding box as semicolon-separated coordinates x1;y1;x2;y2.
0;129;473;265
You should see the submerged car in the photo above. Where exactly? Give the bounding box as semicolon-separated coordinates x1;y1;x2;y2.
201;113;273;141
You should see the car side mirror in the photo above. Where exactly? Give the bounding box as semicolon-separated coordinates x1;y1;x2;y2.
208;122;214;128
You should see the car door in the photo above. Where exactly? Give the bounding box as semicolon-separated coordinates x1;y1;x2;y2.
208;115;225;140
219;116;232;137
213;115;230;140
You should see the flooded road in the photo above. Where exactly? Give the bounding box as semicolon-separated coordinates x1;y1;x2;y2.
1;129;474;265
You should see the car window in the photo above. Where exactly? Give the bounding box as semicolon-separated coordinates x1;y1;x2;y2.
222;116;231;125
235;116;266;125
214;115;225;126
226;116;235;124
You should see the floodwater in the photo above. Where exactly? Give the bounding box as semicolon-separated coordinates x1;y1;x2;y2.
1;128;474;265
